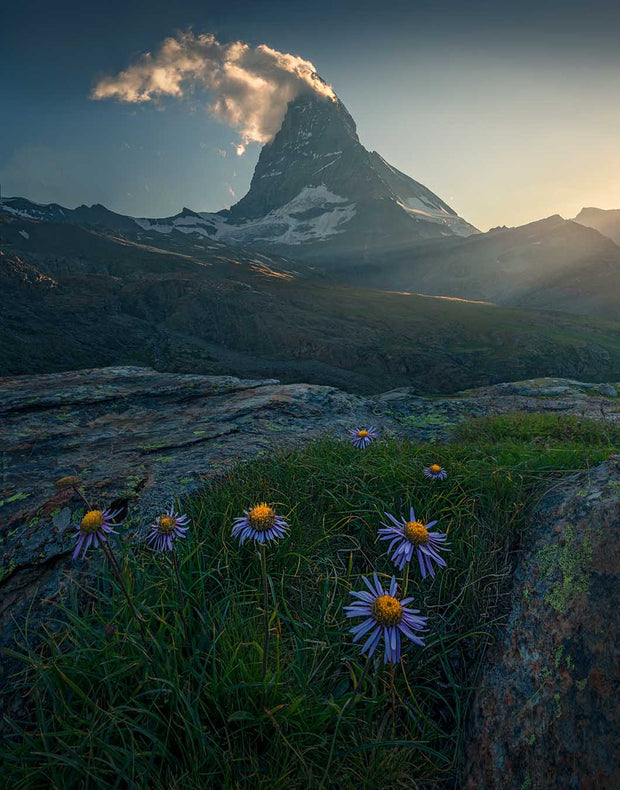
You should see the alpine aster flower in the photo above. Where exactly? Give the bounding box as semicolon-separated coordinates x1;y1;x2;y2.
232;503;289;545
424;464;447;480
73;508;121;559
146;506;190;552
379;507;450;578
349;426;378;449
344;573;427;664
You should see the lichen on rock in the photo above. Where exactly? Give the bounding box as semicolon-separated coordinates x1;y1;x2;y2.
464;457;620;789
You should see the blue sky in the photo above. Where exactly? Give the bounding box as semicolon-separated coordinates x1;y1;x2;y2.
2;0;619;230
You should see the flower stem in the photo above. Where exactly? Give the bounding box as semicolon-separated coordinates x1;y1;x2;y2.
401;564;410;598
172;551;188;642
101;540;151;657
259;543;269;695
321;658;371;788
389;661;396;740
72;485;93;511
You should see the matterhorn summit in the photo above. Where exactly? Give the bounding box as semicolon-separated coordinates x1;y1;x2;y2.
212;91;478;263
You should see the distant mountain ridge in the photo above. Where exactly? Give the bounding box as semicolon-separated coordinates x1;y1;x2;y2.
329;213;620;321
2;197;140;232
3;193;620;320
574;207;620;245
2;89;619;324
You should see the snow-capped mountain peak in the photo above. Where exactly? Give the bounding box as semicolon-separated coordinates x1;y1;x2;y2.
1;91;477;265
217;91;477;260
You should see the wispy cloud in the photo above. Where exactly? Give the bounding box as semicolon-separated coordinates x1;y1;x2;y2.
92;31;336;150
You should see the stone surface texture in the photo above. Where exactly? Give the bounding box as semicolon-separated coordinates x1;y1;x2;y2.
463;457;620;790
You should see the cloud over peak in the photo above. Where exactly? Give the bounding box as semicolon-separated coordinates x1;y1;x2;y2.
92;31;336;148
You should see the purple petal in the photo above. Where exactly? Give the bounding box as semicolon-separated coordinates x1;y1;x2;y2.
363;626;382;657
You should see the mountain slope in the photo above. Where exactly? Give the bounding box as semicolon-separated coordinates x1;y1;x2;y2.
332;214;620;321
2;211;620;393
216;93;477;260
574;207;620;245
4;197;620;321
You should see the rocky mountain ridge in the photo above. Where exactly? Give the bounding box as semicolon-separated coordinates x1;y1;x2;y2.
217;93;478;259
4;195;620;326
2;92;619;327
574;206;620;245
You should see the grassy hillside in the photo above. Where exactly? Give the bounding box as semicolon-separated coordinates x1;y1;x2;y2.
3;214;620;393
3;414;619;788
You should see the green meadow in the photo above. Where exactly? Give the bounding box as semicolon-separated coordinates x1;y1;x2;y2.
2;413;619;789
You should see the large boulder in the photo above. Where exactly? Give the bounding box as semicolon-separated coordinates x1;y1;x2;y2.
464;457;620;789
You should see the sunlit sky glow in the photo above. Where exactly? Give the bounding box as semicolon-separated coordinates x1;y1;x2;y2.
2;0;619;231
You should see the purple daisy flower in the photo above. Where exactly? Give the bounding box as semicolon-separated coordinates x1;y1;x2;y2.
72;508;121;559
379;507;450;578
424;464;448;480
344;573;427;664
146;506;190;552
232;503;289;545
349;426;378;449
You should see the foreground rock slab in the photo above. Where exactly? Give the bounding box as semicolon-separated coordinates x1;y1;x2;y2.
1;366;619;725
464;457;620;790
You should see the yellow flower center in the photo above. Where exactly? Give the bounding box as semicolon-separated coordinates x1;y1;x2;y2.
372;594;403;626
357;430;369;438
248;503;276;532
404;521;430;546
429;464;442;474
80;510;105;533
158;515;176;533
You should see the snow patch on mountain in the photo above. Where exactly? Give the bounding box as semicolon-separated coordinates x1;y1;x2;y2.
134;213;223;239
367;152;477;237
218;185;356;246
132;186;356;247
396;198;475;236
3;200;57;221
